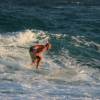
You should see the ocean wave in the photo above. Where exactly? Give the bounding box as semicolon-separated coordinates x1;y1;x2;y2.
0;30;100;99
0;30;96;82
0;29;50;58
71;35;100;52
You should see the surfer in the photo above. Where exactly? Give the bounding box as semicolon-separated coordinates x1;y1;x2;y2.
29;42;51;69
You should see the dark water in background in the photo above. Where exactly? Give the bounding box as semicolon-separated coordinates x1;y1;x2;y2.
0;0;100;99
0;0;100;33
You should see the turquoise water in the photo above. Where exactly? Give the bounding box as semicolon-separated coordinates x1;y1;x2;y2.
0;1;100;100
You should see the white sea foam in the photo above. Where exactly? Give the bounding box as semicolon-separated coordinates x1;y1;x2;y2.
0;30;100;100
71;35;100;52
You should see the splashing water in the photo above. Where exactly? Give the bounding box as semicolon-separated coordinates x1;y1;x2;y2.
0;30;100;100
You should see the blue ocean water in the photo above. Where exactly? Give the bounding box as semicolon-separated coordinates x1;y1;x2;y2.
0;0;100;100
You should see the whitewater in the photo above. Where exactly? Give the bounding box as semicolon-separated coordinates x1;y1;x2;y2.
0;30;100;100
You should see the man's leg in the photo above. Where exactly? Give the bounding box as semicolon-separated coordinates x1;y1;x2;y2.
36;56;42;69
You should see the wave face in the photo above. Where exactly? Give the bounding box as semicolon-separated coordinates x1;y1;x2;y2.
0;1;100;100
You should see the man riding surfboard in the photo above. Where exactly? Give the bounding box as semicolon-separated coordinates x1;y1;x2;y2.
29;41;51;69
